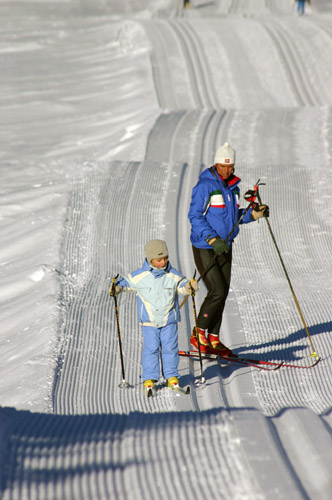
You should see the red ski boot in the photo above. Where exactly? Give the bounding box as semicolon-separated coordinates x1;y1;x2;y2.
208;334;234;357
190;327;212;353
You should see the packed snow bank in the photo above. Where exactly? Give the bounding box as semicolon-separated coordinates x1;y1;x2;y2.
0;7;158;411
0;0;182;18
0;163;72;411
0;11;158;162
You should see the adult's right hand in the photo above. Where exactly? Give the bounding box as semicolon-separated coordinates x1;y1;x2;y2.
251;204;269;220
210;237;230;255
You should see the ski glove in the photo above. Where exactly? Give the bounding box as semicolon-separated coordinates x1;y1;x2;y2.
184;279;198;294
109;284;122;297
251;204;269;220
209;237;230;255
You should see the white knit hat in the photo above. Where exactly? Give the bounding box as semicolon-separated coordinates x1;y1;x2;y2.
145;239;168;263
214;142;236;165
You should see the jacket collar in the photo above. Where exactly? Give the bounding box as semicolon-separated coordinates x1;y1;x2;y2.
143;258;170;277
209;166;240;187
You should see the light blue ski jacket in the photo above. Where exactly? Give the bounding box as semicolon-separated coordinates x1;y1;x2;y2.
188;167;253;249
116;259;190;328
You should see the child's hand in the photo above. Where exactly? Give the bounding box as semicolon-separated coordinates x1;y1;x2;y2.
109;284;122;297
185;279;198;294
190;279;199;292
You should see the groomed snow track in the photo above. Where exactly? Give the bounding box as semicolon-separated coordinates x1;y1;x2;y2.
2;155;331;499
1;406;332;500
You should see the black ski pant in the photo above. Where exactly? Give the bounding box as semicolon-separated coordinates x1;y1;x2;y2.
192;245;232;337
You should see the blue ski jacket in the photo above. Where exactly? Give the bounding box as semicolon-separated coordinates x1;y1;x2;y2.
188;167;253;249
116;259;190;328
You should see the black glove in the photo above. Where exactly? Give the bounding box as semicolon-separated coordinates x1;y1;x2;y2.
252;204;269;220
210;237;230;255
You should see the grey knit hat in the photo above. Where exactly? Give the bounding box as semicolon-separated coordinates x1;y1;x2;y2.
145;239;168;263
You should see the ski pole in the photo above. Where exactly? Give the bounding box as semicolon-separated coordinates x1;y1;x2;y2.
110;275;130;388
256;188;319;360
180;179;262;310
190;271;205;385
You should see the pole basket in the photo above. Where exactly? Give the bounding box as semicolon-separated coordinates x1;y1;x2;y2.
194;376;206;387
119;379;131;389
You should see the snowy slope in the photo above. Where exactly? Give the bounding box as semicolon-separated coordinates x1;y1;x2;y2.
1;1;332;499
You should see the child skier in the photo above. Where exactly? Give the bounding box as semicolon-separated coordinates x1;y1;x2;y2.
110;239;198;395
296;0;310;15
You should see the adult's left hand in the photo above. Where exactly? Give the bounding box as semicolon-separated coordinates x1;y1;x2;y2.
210;237;230;255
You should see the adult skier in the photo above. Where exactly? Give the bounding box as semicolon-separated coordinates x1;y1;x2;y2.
110;239;198;395
188;142;269;356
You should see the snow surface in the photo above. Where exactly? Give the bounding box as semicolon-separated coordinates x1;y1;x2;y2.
1;0;332;499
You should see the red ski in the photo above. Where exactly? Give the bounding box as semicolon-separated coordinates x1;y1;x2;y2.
179;350;320;370
179;350;282;371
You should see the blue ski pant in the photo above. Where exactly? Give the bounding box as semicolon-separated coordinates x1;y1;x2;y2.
297;1;305;14
142;323;179;382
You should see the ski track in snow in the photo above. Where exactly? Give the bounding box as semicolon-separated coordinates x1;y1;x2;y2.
1;1;332;499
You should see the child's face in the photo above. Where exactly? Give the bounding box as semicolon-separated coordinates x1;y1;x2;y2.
150;256;169;269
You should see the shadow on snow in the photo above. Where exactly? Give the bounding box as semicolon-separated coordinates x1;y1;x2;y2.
235;321;332;362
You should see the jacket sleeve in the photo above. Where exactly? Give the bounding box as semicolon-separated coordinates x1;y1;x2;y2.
239;206;254;224
188;181;218;242
116;275;136;291
176;277;191;296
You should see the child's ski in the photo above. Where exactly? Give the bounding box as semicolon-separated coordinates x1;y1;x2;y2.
144;386;156;397
144;384;190;396
169;383;190;395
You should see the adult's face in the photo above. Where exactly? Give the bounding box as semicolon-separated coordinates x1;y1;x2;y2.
215;163;234;180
